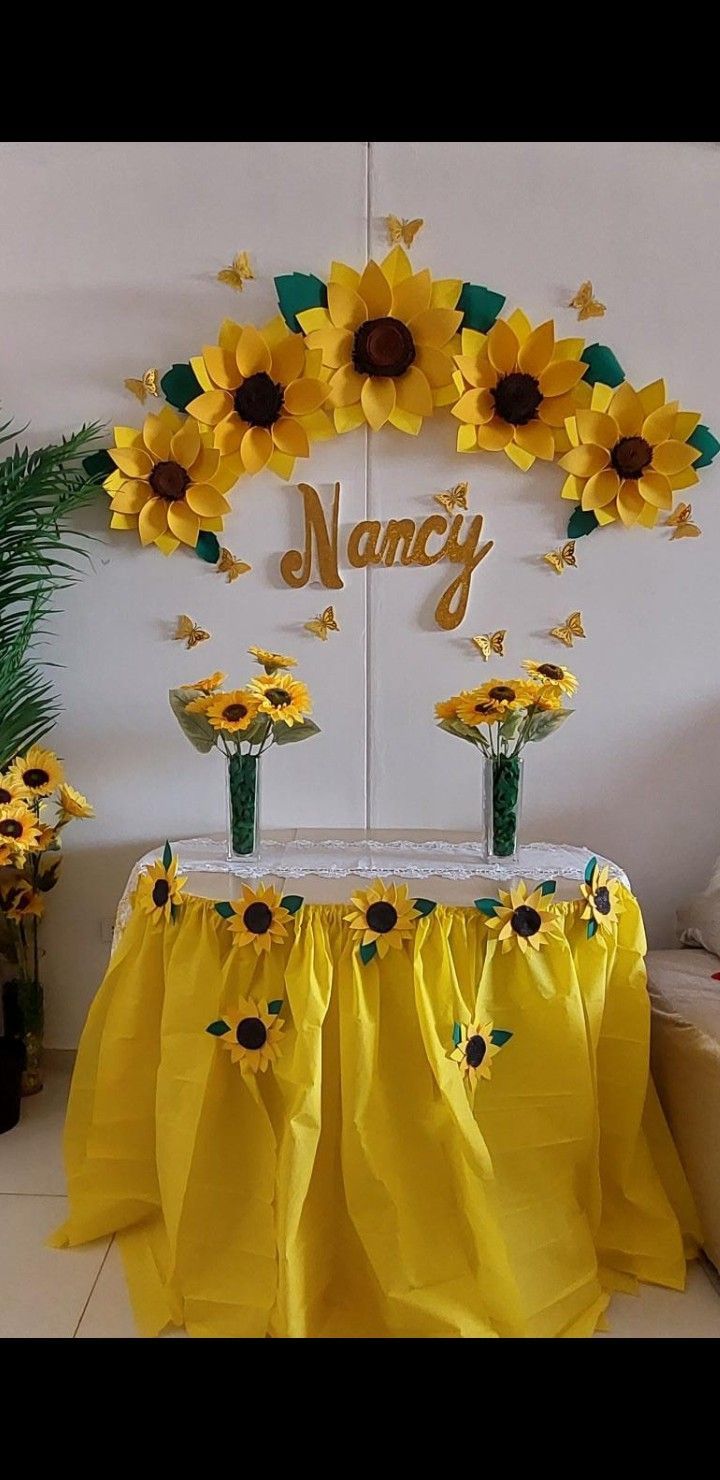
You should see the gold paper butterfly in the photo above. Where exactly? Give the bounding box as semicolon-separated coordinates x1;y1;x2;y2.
304;606;340;641
216;251;255;292
543;540;577;574
386;215;424;249
568;281;606;321
471;631;506;661
550;611;586;648
175;614;211;649
665;503;702;539
217;548;252;582
434;482;469;514
124;368;160;403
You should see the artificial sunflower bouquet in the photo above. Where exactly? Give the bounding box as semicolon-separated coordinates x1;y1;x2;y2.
170;648;320;859
435;661;577;858
0;747;93;1093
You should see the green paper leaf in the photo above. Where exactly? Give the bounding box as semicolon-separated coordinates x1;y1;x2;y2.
214;901;235;919
490;1028;513;1047
160;362;203;411
567;506;599;540
281;895;303;915
587;918;599;939
474;898;499;916
688;423;720;469
585;856;597;884
267;999;283;1015
581;343;625;389
359;941;377;965
274;273;328;334
82;448;115;481
457;282;506;334
195;531;220;564
162;840;172;870
413;898;437;916
540;880;556;896
452;1022;463;1047
170;902;179;923
168;689;217;754
206;1019;230;1036
272;717;321;745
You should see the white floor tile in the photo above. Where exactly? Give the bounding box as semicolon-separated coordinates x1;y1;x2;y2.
599;1262;720;1338
75;1239;187;1338
0;1195;109;1338
0;1066;71;1195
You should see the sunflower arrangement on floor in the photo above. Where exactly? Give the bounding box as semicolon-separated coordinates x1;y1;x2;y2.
170;650;320;859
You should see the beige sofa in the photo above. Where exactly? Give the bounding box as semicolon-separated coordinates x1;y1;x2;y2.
647;947;720;1271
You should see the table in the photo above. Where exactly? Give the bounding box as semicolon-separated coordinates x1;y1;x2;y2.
52;833;700;1338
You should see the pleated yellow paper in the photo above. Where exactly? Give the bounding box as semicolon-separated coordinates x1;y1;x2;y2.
51;889;700;1338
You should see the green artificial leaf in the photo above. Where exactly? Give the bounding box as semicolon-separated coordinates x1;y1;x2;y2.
688;423;720;469
170;902;179;923
526;710;572;743
474;898;499;916
413;898;437;917
359;941;377;965
168;688;217;754
281;895;304;915
499;711;523;742
437;718;483;748
214;901;235;919
160;362;203;411
457;282;506;334
272;717;321;745
206;1019;230;1036
585;856;597;884
452;1022;463;1047
581;343;625;389
490;1028;513;1047
274;273;328;334
195;531;220;564
267;999;283;1016
239;715;271;747
162;840;172;870
587;918;599;939
82;448;115;481
38;858;62;892
540;880;556;896
567;506;599;540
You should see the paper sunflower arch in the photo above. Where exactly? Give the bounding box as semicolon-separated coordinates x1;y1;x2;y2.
84;245;719;560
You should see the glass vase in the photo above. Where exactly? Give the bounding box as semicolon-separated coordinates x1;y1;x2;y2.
2;976;44;1096
226;751;261;861
484;755;523;861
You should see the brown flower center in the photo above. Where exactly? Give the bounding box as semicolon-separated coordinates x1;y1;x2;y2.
594;886;611;916
265;688;292;708
0;787;12;804
223;704;248;722
537;663;564;681
466;1034;487;1070
236;1016;268;1050
234;372;285;428
366;901;398;934
152;879;170;907
488;686;516;702
0;818;23;838
149;461;190;502
511;905;541;938
611;436;652;480
243;901;273;934
353;317;416;378
492;372;542;426
23;767;50;789
474;702;497;715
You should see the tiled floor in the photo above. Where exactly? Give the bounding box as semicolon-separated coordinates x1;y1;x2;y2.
2;1065;720;1339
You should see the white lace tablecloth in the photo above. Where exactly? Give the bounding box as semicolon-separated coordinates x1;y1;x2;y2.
113;832;630;949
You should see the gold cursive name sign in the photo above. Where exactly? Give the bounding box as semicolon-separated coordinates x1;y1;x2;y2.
280;483;493;630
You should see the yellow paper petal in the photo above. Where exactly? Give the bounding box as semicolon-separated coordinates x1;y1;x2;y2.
304;327;354;370
109;513;136;531
272;417;310;458
514;420;555;460
185;484;230;517
673;410;701;442
361;376;395;430
298;408;335;442
553;337;585;362
189;447;221;483
141;414;172;462
212;453;244;494
668;466;700;491
109;479;150;514
236;325;272;378
610;382;644;436
651;440;701;475
487;320;518;374
476;419;513;451
451;388;494;425
187;390;232;428
505;308;532;343
461;328;487;357
112;425;144;449
641;404;677;445
517;320;555;376
391;270;432;323
241;426;273;474
138;496;168;545
170;420;202;470
416;346;457;390
590;382;614;413
283;378;328;416
334;404;367;434
539;391;583;428
638;378;667;416
271;334;305;387
409;307;462;348
394;366;433;417
329;364;365;407
386;407;420;435
380;245;412;286
189;355;213;393
267;449;295;480
637;502;659;528
559;443;609;478
575;409;617;449
296;307;332;334
329;260;361;290
327;282;366;332
430;277;462;309
560;473;583;502
214;417;245;456
203;345;240;391
616;482;644;525
638;471;673;509
595;504;617;526
154;533;180;555
504;441;534;471
357;260;392;317
109;447;152;479
539;359;586;397
167;501;200;546
218;319;242;354
260;315;287;349
582;469;620;510
456;424;478;452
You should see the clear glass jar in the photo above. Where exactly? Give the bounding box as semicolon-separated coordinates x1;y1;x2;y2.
226;752;261;861
484;754;523;860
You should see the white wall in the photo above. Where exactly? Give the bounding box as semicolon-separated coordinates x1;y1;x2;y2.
1;141;719;1047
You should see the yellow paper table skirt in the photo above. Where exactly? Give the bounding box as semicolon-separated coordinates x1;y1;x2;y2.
52;886;700;1337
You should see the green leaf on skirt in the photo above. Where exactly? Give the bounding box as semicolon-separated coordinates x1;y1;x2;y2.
162;840;172;870
267;999;283;1015
490;1028;513;1047
160;362;203;411
567;506;599;540
452;1022;463;1047
474;898;499;916
457;282;506;334
585;855;597;884
195;531;220;564
413;898;437;916
206;1020;230;1036
540;880;556;896
581;343;625;388
281;895;304;915
587;918;599;939
359;940;377;965
274;273;328;334
215;901;235;919
170;902;179;923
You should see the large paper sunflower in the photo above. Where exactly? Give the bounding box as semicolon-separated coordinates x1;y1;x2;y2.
187;689;260;733
0;801;42;856
186;317;332;478
207;998;284;1074
104;407;241;554
249;673;312;727
227;884;292;954
8;745;64;798
449;1020;508;1086
135;848;187;923
559;380;702;527
522;661;578;698
580;861;623;937
456;680;530;726
483;881;558;954
297;247;462;435
345;879;419;959
452;312;588;470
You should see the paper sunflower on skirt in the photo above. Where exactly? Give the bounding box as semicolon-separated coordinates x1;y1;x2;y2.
226;884;293;954
135;844;186;923
452;312;588;470
297;247;463;435
186;317;332;479
206;998;284;1074
559;381;702;527
481;881;559;954
345;879;420;960
104;408;242;555
580;859;623;937
449;1020;511;1086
